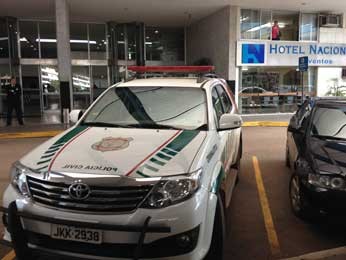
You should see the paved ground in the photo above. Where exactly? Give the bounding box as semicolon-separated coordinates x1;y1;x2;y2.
0;127;346;260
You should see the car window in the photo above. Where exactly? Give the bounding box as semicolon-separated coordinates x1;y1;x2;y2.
216;85;232;113
212;88;224;125
311;105;346;139
82;87;208;130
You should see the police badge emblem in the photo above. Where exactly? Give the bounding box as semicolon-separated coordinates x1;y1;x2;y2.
92;137;133;152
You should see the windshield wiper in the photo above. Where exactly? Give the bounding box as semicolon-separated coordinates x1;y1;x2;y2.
128;123;184;130
80;122;131;128
311;134;346;141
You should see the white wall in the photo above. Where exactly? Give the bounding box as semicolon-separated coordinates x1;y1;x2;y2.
186;6;239;80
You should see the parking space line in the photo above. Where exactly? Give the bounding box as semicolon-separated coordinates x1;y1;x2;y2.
1;250;15;260
252;156;281;257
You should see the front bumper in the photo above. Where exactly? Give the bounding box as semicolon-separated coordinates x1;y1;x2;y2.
301;179;346;215
2;185;216;260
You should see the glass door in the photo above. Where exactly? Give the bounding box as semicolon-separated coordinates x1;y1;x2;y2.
21;65;41;116
72;66;90;109
40;65;60;114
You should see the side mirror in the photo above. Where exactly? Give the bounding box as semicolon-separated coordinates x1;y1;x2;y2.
69;110;84;124
219;114;242;131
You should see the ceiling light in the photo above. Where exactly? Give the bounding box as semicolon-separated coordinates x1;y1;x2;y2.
154;30;159;34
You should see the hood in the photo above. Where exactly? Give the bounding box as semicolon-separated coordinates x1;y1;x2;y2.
309;137;346;175
21;126;206;178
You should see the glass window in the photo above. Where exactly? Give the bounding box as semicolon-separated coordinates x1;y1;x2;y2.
117;25;125;60
216;85;232;113
240;67;317;114
70;23;88;59
127;25;136;61
260;11;272;40
89;24;106;60
300;13;318;41
22;65;41;115
311;106;346;139
272;11;300;41
41;66;60;93
241;9;260;39
92;66;108;100
39;22;57;58
41;66;60;111
82;87;207;130
19;21;39;58
145;27;185;62
317;68;346;97
212;88;224;124
0;18;9;58
0;65;11;115
73;66;90;109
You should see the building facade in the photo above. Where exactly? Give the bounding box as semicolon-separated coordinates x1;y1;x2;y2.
2;1;346;120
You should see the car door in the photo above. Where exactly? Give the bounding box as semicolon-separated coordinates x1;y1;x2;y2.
287;100;310;168
215;84;238;167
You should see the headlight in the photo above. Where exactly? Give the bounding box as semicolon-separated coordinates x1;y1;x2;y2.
142;169;202;209
10;162;31;197
308;174;345;190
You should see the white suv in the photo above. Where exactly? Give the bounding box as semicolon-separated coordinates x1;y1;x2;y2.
3;75;242;260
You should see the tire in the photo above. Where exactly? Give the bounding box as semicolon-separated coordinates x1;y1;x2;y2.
204;194;226;260
289;174;316;220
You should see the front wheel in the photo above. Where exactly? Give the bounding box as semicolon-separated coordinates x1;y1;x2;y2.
289;175;316;220
204;194;225;260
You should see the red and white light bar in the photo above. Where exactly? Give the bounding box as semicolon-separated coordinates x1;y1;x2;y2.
127;66;215;73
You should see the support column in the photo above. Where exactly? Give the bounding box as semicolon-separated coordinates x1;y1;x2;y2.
55;0;72;121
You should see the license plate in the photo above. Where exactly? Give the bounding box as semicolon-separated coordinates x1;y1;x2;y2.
51;224;102;244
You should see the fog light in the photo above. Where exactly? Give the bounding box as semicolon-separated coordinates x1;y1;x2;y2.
331;177;345;189
176;234;192;248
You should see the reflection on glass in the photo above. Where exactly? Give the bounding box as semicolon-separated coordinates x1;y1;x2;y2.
92;66;108;100
22;65;40;115
300;13;318;41
240;67;317;114
241;9;260;39
127;25;136;61
0;65;11;115
70;23;88;59
311;106;346;139
19;21;39;58
272;11;299;41
0;18;9;58
41;66;60;111
89;24;106;60
117;25;125;60
39;22;57;58
73;66;90;92
145;27;184;62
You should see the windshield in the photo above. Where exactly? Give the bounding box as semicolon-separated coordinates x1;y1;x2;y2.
81;87;208;130
310;105;346;140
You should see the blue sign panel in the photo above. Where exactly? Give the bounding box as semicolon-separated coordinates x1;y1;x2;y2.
242;44;265;64
299;56;309;71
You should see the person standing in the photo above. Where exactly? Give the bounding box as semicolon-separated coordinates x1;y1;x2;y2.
6;77;24;126
272;21;281;40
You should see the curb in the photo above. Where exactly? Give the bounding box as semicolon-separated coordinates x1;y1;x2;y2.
0;122;289;140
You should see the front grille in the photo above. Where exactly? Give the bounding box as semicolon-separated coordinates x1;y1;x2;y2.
27;176;153;213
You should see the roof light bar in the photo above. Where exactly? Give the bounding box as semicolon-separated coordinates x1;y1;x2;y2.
127;66;215;73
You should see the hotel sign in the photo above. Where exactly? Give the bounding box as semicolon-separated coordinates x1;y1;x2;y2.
237;41;346;67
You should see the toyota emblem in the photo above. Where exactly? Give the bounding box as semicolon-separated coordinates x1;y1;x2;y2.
68;183;91;200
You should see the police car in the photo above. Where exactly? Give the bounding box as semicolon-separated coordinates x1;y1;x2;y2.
2;66;242;260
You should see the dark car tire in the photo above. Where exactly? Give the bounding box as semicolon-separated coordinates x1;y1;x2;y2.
289;174;316;220
204;194;226;260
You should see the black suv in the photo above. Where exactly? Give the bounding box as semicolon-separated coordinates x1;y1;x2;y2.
286;98;346;219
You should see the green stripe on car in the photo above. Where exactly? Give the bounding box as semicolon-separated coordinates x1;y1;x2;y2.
36;126;88;171
166;130;200;152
